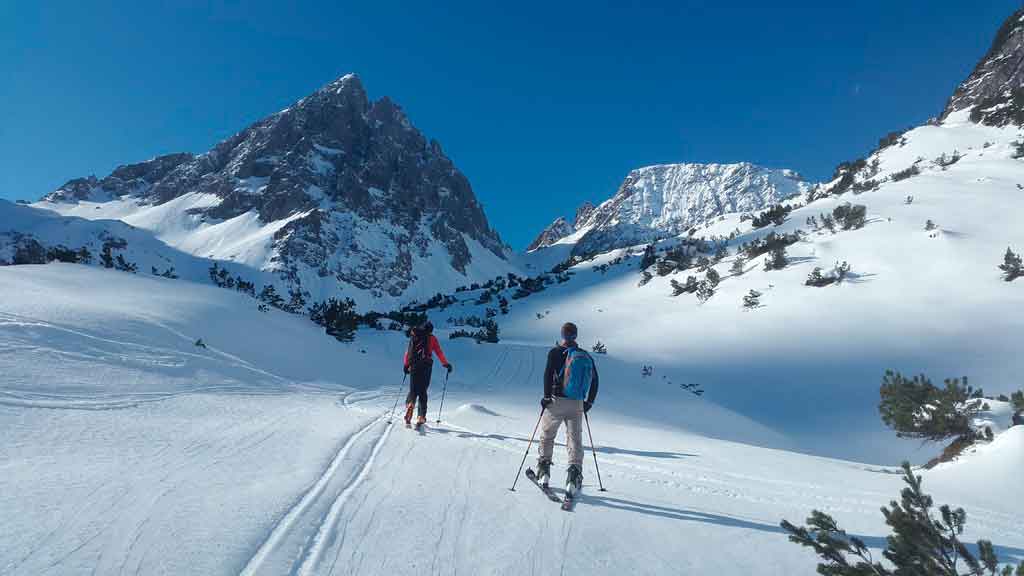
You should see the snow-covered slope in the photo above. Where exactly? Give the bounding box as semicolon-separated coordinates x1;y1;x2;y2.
502;112;1024;463
33;74;515;308
2;265;1021;575
528;162;810;258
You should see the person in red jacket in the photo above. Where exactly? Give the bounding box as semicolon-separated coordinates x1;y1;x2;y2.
403;321;452;427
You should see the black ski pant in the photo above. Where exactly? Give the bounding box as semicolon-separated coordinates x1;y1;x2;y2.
406;364;433;418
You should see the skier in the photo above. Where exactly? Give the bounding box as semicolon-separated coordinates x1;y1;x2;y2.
536;322;599;495
403;321;452;428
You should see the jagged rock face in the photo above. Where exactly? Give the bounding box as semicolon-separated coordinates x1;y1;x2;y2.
41;74;508;300
570;162;808;256
942;9;1024;126
527;217;574;251
45;153;195;203
573;202;595;229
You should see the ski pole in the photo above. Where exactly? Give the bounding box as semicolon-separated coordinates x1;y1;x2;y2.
510;407;546;492
584;412;607;492
388;373;408;423
435;370;450;424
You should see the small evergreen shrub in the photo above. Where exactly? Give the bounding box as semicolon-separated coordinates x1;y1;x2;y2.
999;247;1022;281
782;462;1024;576
891;164;921;182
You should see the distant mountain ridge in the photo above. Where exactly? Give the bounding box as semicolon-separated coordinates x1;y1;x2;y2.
38;74;512;305
529;162;809;256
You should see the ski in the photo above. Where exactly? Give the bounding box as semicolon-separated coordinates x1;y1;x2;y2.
525;469;561;503
561;489;577;511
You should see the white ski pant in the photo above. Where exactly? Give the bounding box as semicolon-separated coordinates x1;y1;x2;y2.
538;397;584;467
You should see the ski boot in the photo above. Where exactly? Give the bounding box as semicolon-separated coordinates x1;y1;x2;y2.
536;458;552;487
404;403;415;427
566;464;583;497
415;414;426;428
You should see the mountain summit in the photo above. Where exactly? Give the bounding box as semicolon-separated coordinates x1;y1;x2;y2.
529;162;808;256
39;74;510;304
942;8;1024;125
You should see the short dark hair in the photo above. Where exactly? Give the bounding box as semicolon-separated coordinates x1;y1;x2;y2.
561;322;578;341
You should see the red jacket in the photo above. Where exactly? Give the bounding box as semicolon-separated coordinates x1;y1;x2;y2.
404;334;449;369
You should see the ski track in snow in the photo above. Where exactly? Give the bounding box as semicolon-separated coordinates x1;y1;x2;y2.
239;415;392;576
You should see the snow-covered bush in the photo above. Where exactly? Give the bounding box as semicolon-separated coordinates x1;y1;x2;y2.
670;276;698;296
782;462;1024;576
592;341;607;354
805;261;850;287
832;203;867;230
695;280;715;304
750;204;792;228
999;247;1022;281
742;290;762;309
934;150;963;169
890;164;921;182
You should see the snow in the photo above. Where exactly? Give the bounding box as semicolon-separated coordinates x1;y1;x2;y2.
1;264;1021;575
4;78;1024;574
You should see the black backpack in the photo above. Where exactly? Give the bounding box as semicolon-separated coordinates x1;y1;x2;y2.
407;328;431;369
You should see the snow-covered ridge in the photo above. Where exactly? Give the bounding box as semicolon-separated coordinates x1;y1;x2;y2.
529;161;810;257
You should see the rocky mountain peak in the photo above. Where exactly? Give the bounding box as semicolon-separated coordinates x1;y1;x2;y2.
38;73;510;304
942;8;1024;126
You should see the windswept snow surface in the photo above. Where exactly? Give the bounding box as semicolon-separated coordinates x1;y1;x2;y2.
1;265;1022;575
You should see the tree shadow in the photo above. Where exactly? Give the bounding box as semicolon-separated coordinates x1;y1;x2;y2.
843;272;878;284
430;427;697;459
583;494;1024;562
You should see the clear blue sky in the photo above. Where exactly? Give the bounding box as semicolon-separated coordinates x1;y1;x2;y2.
2;1;1018;248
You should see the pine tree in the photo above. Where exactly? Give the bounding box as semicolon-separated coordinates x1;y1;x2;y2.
763;246;788;271
878;370;981;443
926;219;938;231
806;267;827;287
656;258;677;277
258;285;285;309
639;243;657;270
287;288;307;314
704;268;720;288
742;290;762;309
782;462;1024;576
592;341;607;354
670;279;686;297
1011;390;1024;412
729;257;746;276
322;297;359;342
696;280;715;304
713;244;729;262
683;275;698;293
100;245;115;269
638;270;653;287
999;247;1022;281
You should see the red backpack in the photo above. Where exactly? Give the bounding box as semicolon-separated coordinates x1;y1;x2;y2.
407;328;432;368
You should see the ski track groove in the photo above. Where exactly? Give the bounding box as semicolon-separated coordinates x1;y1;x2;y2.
299;418;393;576
239;414;391;576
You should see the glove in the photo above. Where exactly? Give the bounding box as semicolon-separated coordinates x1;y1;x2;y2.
403;365;410;375
584;401;593;413
541;397;553;409
444;363;453;374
